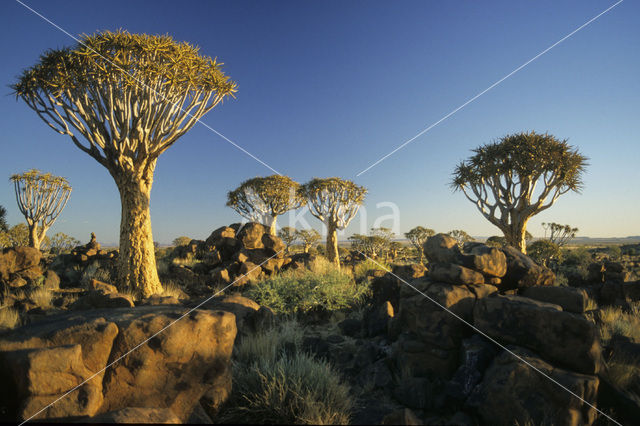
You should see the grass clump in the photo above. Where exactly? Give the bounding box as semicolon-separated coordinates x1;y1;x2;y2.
218;321;353;425
607;351;640;398
352;258;389;282
29;288;53;308
598;304;640;345
246;268;369;316
0;305;20;331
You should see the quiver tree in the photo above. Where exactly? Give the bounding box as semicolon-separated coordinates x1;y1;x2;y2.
10;169;71;250
295;228;321;253
13;30;236;297
0;205;7;233
277;226;298;253
300;178;366;269
405;226;435;263
543;222;578;247
227;175;305;235
452;132;587;254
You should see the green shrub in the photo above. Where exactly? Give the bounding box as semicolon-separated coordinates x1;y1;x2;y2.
352;258;389;282
218;321;353;425
246;269;369;316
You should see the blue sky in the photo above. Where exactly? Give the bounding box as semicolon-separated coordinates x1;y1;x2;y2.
1;0;638;244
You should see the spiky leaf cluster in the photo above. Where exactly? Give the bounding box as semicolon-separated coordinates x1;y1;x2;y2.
227;175;306;223
299;178;367;229
10;169;71;230
13;30;237;171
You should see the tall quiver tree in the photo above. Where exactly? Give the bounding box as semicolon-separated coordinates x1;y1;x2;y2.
452;131;587;254
13;31;237;297
11;169;71;250
300;178;366;269
227;175;306;235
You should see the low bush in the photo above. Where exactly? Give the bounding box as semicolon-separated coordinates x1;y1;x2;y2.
246;268;369;316
217;321;353;425
352;258;389;282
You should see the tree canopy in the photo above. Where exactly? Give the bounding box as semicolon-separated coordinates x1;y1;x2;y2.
227;175;305;234
10;169;71;250
543;222;578;247
405;226;435;263
452;131;587;253
295;229;321;253
300;178;366;268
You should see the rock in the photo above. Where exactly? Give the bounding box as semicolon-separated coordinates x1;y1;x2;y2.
366;301;394;337
501;246;555;289
101;309;236;421
84;407;181;423
210;266;232;284
261;233;285;255
357;359;393;390
522;286;591;313
423;233;460;264
371;273;402;312
429;264;485;285
338;318;363;337
139;295;180;306
204;294;261;332
473;295;603;374
187;402;214;424
445;335;498;400
392;263;427;281
0;247;42;281
42;270;60;291
261;257;285;275
205;226;236;247
8;276;27;288
88;279;117;294
393;377;431;410
380;408;422;425
234;261;262;286
0;344;103;420
236;223;265;249
71;291;135;310
468;347;599;426
459;244;507;277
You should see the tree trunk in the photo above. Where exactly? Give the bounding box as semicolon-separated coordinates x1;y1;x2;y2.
418;248;424;265
28;222;41;250
115;168;163;298
268;216;277;236
326;222;340;270
303;244;310;254
504;219;529;254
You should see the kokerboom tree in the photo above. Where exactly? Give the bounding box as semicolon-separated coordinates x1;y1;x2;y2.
452;132;587;254
227;175;306;235
295;228;321;253
13;31;237;297
11;170;71;250
300;178;366;269
404;226;435;264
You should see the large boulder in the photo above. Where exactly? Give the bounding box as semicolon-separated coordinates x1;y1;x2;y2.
423;234;460;264
468;347;599;426
429;264;485;285
522;286;592;313
460;243;507;277
0;306;236;423
501;246;555;289
473;295;603;375
236;223;266;249
0;247;42;282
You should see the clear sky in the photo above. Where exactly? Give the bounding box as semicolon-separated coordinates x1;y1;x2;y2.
1;0;638;244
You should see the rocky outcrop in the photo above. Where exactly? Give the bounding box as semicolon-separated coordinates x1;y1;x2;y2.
0;247;43;287
0;305;236;423
468;347;599;426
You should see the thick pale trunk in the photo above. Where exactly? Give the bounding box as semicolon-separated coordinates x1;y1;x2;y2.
303;244;310;254
504;219;529;254
28;223;41;250
326;223;340;270
268;216;277;236
115;169;163;298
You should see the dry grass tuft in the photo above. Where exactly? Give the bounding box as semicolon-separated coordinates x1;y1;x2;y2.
0;305;20;330
29;288;53;308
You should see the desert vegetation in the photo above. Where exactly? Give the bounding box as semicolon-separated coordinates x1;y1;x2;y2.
0;21;638;426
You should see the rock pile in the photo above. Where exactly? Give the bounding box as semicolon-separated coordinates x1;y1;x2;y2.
0;304;237;423
367;234;604;425
173;223;290;286
0;247;43;289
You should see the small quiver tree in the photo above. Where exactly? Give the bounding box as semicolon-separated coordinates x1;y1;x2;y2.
404;226;435;263
277;226;298;253
300;178;366;269
11;169;71;250
295;229;321;253
452;131;587;254
13;31;236;297
227;175;305;235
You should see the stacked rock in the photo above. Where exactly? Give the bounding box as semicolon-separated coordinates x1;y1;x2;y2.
70;233;117;262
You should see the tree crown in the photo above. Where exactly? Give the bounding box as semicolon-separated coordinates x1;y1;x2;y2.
452;131;587;193
227;175;305;221
10;169;71;192
299;178;366;227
